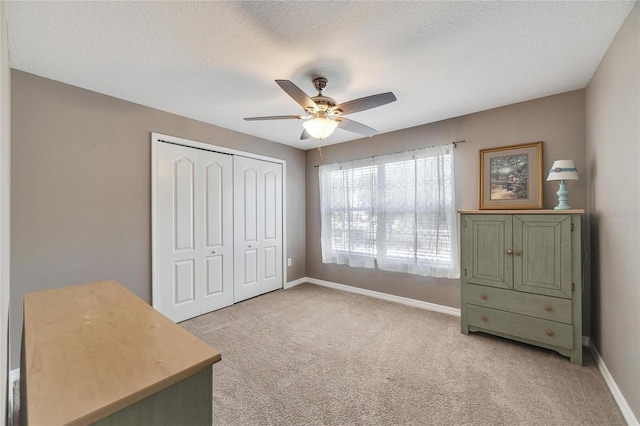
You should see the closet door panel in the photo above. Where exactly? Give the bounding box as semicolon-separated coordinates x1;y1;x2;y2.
264;247;277;279
243;250;258;283
204;162;223;247
200;151;234;313
205;256;223;295
260;162;283;293
174;158;196;251
234;157;261;302
174;260;196;304
234;157;283;300
264;170;277;240
243;167;258;243
156;143;202;322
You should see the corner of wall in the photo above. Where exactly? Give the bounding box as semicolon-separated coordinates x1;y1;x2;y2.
1;1;11;424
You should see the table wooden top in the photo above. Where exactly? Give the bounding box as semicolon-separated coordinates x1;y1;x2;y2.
23;280;221;426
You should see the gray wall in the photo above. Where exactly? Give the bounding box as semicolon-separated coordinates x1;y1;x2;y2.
10;70;306;369
586;2;639;420
306;90;587;314
0;1;11;418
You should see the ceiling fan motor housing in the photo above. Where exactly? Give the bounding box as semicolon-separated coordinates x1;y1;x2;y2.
310;95;337;112
312;77;327;92
310;78;337;113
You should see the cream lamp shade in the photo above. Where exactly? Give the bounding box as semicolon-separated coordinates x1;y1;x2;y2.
302;117;338;140
547;160;579;181
547;160;578;210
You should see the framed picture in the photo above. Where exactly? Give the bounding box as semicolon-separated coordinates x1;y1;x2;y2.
479;141;543;209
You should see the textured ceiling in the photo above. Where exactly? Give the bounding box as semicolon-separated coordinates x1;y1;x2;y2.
6;1;635;150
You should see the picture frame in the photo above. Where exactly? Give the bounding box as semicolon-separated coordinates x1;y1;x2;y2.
479;141;543;209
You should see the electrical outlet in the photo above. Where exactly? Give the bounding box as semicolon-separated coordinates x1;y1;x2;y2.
287;258;292;267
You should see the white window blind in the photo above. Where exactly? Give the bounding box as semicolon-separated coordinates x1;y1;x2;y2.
319;143;459;279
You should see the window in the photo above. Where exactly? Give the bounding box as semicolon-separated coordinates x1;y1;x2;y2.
319;144;459;279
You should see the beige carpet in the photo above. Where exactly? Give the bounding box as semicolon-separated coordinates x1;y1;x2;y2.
181;283;625;426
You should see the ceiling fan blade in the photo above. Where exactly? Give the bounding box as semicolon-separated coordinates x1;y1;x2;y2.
244;115;303;121
332;92;397;115
276;80;317;111
336;118;378;137
300;129;311;140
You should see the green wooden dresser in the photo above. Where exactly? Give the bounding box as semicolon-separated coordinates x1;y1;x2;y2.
459;210;583;365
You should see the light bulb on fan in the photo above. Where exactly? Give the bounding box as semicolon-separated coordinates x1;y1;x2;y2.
302;111;338;140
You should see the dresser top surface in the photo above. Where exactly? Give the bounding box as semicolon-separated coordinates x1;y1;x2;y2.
459;209;584;214
23;280;221;426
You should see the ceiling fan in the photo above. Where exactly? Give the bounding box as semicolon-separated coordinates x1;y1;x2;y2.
244;77;397;140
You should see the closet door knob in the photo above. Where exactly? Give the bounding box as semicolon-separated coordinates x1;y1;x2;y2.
211;250;217;254
506;249;513;255
514;250;521;256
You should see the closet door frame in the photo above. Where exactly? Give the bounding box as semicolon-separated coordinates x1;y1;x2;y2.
151;132;287;315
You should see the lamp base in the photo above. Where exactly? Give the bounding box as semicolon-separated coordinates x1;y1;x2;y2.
554;180;572;210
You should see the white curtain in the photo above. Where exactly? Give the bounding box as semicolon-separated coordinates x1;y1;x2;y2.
319;144;459;279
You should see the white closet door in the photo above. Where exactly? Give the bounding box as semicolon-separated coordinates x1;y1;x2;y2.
234;156;261;302
260;161;283;293
234;156;283;302
156;142;233;322
200;150;234;313
156;142;201;322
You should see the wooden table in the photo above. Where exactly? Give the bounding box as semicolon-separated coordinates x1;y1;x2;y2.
21;280;221;426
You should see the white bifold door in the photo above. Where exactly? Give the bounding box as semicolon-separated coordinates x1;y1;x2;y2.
154;141;283;322
234;156;283;302
155;142;234;322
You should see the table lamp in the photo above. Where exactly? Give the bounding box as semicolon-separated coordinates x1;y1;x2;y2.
547;160;579;210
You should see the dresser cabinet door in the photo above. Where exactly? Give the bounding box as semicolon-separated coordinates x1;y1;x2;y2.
513;215;572;298
465;215;513;289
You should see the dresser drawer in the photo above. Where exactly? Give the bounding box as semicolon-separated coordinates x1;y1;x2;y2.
467;304;573;349
465;284;572;324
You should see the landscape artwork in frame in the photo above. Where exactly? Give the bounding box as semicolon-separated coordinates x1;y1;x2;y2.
479;141;543;209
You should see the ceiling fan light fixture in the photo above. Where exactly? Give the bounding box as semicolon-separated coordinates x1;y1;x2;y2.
302;116;338;140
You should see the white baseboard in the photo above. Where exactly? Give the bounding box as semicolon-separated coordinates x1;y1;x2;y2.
9;367;19;385
284;277;307;289
582;336;590;347
305;277;461;317
8;368;19;426
587;340;639;425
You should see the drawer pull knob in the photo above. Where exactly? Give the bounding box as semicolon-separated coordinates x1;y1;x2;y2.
480;293;487;300
506;249;513;255
514;250;521;256
481;315;488;322
545;305;552;312
546;330;554;336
